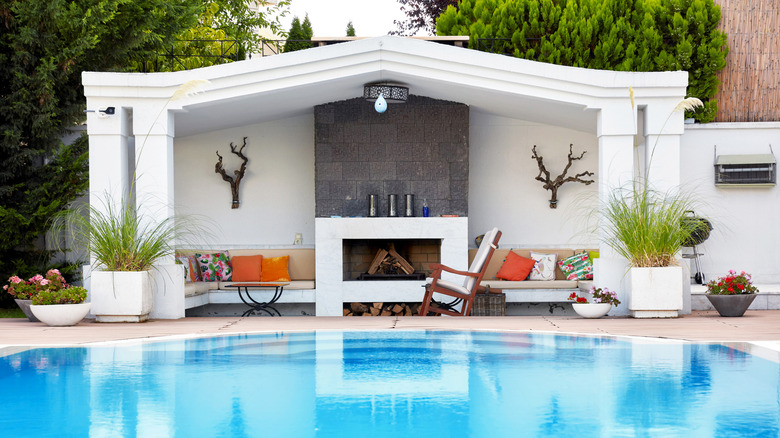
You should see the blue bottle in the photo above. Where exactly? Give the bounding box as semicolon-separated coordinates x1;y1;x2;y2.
422;199;429;217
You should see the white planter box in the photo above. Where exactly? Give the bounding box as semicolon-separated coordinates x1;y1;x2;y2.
629;266;683;318
91;271;153;322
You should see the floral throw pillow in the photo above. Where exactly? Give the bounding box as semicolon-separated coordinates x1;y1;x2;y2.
529;252;557;281
195;252;232;282
558;252;593;280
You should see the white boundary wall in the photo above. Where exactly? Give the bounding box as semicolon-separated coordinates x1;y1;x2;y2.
680;122;780;283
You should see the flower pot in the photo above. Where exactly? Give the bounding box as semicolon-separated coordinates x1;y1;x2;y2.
572;303;612;318
629;266;683;318
90;271;153;322
30;302;91;327
14;299;40;322
706;294;757;317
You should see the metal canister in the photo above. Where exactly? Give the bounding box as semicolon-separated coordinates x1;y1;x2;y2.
368;194;378;217
388;194;398;217
404;194;415;217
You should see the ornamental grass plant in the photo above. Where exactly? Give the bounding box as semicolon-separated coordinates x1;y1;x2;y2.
600;91;709;268
63;199;185;272
601;185;699;267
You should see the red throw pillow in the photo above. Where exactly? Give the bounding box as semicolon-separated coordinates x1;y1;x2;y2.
495;251;536;281
231;255;263;282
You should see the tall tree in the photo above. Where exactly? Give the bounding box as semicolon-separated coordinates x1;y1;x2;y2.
438;0;728;122
284;14;314;52
346;20;356;37
392;0;459;35
0;0;200;304
143;1;292;71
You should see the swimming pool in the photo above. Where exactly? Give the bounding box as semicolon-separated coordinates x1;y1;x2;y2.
1;331;778;437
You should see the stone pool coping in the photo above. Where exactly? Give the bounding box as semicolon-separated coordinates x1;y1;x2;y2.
2;310;780;359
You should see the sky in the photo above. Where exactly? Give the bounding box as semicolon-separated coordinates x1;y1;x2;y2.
284;0;408;37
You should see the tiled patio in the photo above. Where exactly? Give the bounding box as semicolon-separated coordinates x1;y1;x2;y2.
3;311;780;355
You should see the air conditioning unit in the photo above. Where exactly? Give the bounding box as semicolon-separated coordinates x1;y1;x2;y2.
714;153;776;187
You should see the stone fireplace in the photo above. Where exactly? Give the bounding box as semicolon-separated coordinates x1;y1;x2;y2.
312;95;470;316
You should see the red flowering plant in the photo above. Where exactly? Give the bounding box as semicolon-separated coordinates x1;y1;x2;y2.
706;270;758;295
3;269;70;300
568;286;621;306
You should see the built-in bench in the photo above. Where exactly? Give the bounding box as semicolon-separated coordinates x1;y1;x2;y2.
179;249;315;310
469;248;595;305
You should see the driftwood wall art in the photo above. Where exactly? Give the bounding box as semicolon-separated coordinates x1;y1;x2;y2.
215;137;248;209
531;144;594;209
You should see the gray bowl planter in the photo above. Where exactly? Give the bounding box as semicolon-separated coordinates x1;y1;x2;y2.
706;294;757;317
14;299;40;322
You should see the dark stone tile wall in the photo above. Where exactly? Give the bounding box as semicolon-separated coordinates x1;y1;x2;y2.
314;95;469;217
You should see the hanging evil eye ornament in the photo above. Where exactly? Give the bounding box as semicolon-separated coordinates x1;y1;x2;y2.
374;94;387;113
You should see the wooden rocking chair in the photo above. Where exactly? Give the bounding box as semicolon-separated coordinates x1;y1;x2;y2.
419;227;501;316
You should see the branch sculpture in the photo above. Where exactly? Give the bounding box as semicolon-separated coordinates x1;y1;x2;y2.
215;137;249;209
531;144;595;209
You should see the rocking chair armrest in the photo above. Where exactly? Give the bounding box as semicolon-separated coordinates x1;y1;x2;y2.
428;263;480;279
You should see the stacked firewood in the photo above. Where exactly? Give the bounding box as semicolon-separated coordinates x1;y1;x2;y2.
343;302;421;316
368;244;415;275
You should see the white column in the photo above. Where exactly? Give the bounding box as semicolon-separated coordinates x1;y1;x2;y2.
87;106;132;219
595;105;637;316
643;102;683;193
132;106;176;264
132;105;184;319
643;101;690;314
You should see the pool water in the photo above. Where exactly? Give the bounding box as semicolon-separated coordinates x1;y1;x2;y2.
1;331;778;437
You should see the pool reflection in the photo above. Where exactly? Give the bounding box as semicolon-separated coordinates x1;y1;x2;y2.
0;331;779;437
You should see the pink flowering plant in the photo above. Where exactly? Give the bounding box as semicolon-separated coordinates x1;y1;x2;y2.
568;286;621;306
3;269;71;300
706;270;758;295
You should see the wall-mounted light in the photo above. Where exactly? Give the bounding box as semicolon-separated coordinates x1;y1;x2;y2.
84;107;116;119
363;83;408;113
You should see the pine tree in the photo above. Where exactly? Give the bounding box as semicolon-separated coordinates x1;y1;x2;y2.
284;14;314;52
437;0;728;122
346;21;356;36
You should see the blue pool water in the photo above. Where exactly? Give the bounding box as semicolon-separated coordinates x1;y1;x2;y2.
1;331;778;437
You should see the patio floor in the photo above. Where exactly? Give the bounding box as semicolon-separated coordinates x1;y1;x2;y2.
3;311;780;354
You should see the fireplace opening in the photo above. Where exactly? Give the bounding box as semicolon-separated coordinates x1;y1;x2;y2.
343;239;442;281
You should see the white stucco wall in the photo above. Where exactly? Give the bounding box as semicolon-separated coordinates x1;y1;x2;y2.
680;122;780;282
469;110;600;249
174;114;315;248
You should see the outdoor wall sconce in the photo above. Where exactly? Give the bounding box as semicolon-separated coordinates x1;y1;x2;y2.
531;144;594;209
83;107;115;118
364;83;408;113
215;137;249;209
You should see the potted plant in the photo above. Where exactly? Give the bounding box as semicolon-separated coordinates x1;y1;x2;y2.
705;270;758;317
600;91;708;318
30;284;89;327
568;286;621;318
3;269;89;325
61;79;209;323
4;269;69;322
65;198;182;322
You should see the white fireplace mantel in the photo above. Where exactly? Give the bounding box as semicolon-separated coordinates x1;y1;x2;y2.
314;217;469;316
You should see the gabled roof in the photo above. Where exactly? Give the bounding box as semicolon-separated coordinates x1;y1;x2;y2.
83;36;688;137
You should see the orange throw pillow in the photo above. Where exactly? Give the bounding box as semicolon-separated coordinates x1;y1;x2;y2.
495;251;536;281
261;255;291;282
231;255;263;282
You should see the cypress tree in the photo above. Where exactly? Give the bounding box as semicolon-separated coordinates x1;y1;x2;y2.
346;21;357;36
437;0;727;122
